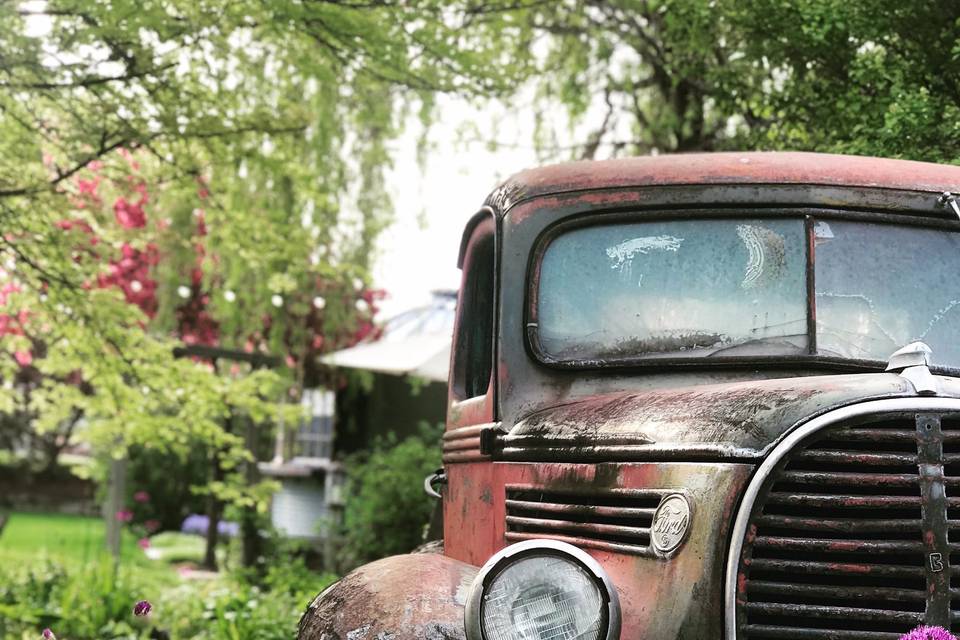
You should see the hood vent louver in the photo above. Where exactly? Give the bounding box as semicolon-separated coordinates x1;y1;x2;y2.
504;485;667;556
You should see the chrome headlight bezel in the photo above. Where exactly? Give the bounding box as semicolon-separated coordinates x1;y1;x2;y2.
464;539;621;640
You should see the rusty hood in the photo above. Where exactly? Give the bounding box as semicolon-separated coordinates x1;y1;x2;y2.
498;372;960;461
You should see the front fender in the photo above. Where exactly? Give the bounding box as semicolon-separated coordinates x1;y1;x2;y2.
298;553;478;640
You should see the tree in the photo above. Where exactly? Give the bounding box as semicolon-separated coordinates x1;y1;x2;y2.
504;0;960;164
480;0;761;159
715;0;960;162
0;0;534;559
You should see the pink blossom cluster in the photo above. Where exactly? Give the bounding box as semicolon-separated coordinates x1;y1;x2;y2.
901;626;958;640
96;243;160;318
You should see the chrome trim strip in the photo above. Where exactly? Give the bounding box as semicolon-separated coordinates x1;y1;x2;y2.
465;538;621;640
723;397;960;639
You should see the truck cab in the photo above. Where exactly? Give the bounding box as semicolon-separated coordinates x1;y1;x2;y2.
300;152;960;640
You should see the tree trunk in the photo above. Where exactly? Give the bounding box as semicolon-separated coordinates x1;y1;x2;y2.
202;447;223;571
241;415;262;569
104;456;127;559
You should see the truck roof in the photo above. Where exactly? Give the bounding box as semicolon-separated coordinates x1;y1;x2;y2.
487;151;960;213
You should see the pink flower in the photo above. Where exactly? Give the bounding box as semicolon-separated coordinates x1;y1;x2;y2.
113;197;146;229
133;490;150;503
42;629;56;640
900;627;959;640
133;600;152;617
144;519;160;533
76;177;99;196
137;537;151;550
14;351;32;366
115;509;133;523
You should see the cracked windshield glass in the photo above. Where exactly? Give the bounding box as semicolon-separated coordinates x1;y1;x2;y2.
814;220;960;366
539;217;960;367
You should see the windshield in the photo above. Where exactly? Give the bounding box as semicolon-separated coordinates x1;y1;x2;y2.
535;216;960;368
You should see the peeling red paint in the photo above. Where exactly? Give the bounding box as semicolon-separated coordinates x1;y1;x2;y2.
488;152;960;217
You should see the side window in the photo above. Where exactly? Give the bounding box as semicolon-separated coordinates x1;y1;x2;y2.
452;215;495;400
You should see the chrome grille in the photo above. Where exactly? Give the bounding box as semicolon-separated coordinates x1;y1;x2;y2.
737;415;944;639
504;485;665;555
943;419;960;627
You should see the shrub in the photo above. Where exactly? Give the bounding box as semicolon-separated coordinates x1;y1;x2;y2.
0;556;336;640
0;559;150;639
338;423;442;569
125;446;208;533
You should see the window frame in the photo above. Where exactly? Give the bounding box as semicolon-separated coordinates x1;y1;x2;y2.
449;208;498;416
525;208;960;375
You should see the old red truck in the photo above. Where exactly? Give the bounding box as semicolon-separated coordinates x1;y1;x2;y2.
299;152;960;640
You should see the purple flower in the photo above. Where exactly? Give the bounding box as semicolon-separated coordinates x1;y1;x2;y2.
900;626;958;640
133;600;152;617
180;514;240;538
42;629;56;640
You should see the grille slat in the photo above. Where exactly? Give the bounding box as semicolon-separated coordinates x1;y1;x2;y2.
753;515;923;533
752;536;924;553
747;580;927;602
765;493;922;508
779;470;919;486
504;485;664;556
504;515;650;541
822;428;916;442
744;602;924;624
749;558;926;578
791;450;917;466
738;415;934;639
504;499;656;520
743;624;903;639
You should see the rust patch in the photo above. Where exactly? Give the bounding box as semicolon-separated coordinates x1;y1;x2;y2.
504;373;921;459
298;554;476;640
492;153;960;217
483;176;527;214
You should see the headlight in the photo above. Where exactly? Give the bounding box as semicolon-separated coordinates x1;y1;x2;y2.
464;539;621;640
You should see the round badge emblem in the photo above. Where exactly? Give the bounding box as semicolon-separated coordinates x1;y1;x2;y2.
651;494;691;555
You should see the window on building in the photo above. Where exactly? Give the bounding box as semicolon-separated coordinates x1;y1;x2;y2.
294;388;335;461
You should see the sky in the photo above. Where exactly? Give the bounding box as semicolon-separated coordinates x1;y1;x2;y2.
373;95;542;318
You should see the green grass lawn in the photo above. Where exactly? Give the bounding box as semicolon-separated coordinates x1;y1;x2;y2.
0;512;173;579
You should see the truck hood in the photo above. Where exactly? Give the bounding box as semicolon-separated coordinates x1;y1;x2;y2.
498;372;960;461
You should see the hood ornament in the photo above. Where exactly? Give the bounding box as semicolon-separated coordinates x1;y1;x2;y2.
886;341;938;396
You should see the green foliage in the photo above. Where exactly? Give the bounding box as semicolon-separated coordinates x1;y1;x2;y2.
715;0;960;162
0;0;534;522
511;1;960;164
161;565;336;640
339;423;442;569
0;555;335;640
125;445;208;532
0;559;156;640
